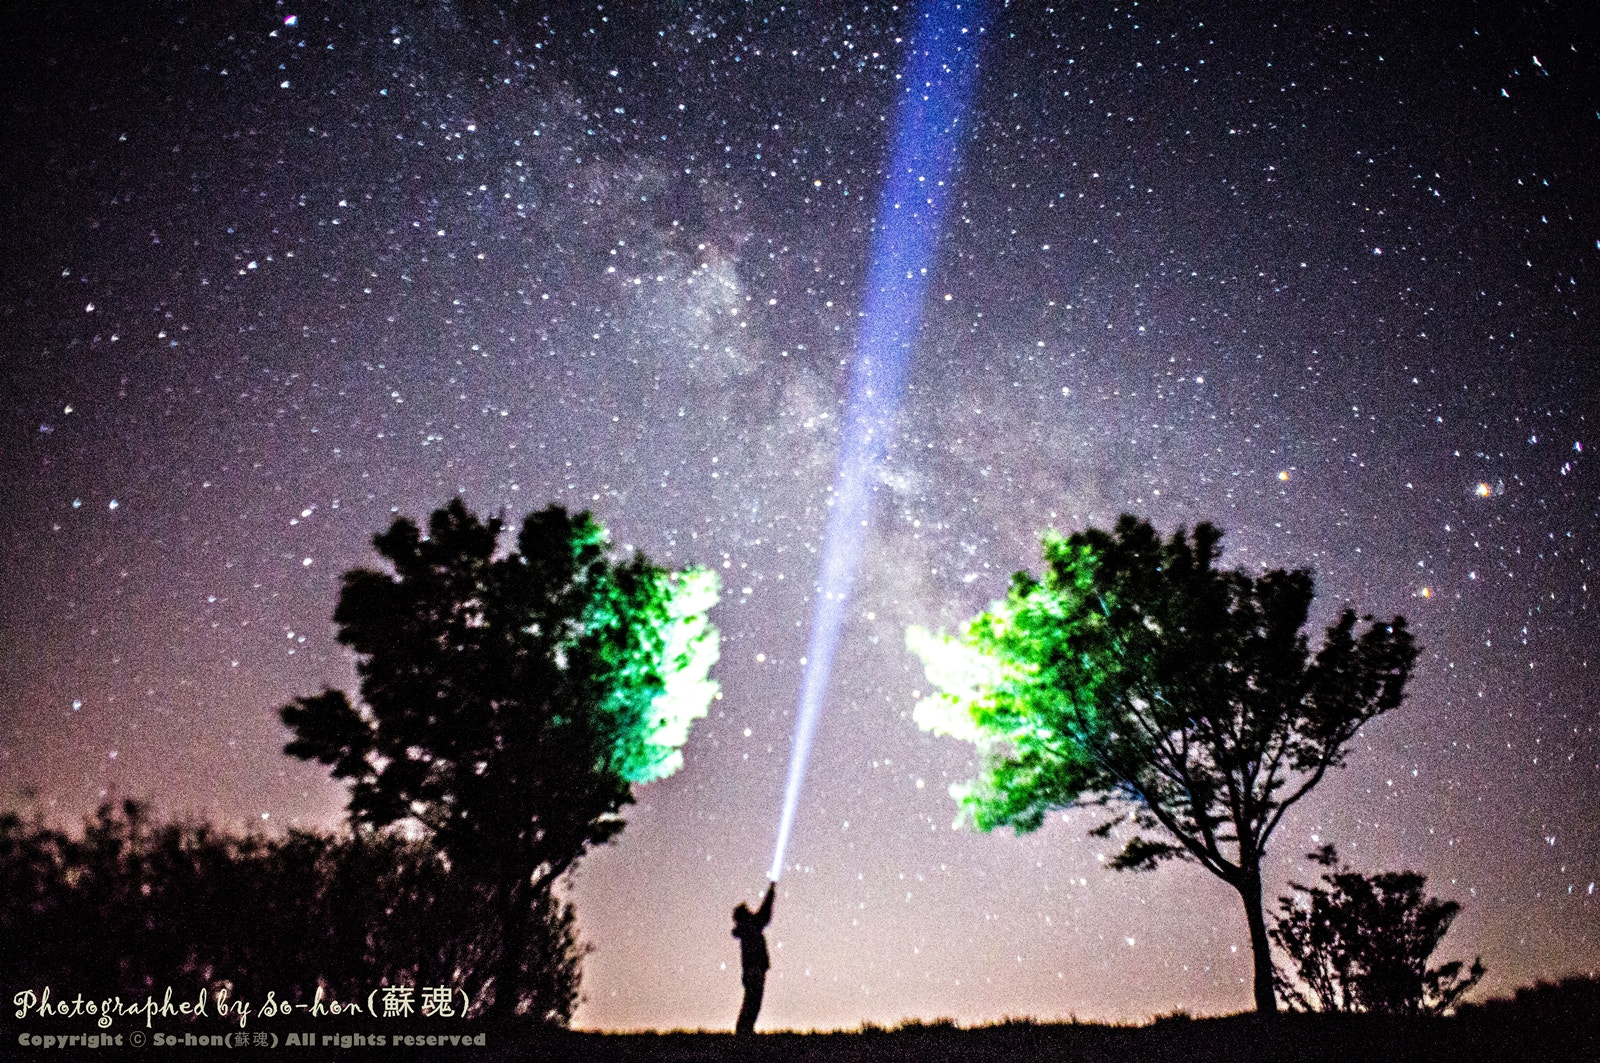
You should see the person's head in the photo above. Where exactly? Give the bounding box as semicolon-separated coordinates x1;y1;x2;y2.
733;902;753;925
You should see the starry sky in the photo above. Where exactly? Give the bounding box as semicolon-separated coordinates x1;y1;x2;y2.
3;0;1597;1033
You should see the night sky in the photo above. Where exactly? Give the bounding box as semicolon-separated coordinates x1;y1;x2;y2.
3;0;1598;1032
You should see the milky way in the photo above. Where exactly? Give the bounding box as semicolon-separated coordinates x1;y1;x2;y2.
3;0;1597;1031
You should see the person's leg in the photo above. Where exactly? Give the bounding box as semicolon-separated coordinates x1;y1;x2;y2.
735;975;765;1035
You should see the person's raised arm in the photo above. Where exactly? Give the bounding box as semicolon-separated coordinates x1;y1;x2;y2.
756;882;775;926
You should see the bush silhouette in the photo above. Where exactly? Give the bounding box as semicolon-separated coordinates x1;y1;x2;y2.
1271;845;1484;1014
0;800;582;1024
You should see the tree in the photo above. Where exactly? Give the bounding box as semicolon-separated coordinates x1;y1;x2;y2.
280;499;719;1023
1272;845;1484;1014
908;516;1416;1013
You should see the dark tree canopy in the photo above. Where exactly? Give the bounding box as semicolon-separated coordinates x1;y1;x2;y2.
280;499;718;1021
1272;846;1485;1014
910;515;1417;1013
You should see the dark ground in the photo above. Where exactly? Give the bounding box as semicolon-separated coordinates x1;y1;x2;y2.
510;1009;1595;1063
10;978;1596;1061
496;978;1600;1063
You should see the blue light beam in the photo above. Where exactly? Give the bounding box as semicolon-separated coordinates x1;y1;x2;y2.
769;0;988;882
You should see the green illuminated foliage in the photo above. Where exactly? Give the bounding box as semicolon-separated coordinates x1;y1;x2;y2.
909;515;1416;1013
279;499;719;1022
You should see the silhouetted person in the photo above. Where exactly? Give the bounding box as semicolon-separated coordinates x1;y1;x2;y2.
732;882;775;1035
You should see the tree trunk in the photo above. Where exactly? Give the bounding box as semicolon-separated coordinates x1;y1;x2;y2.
1236;863;1278;1014
487;878;531;1026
